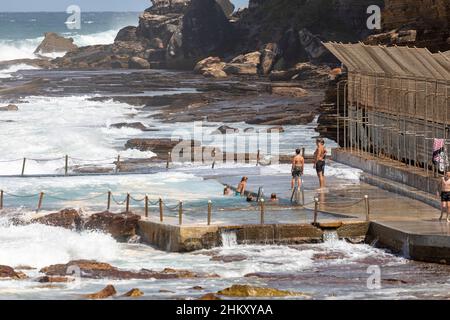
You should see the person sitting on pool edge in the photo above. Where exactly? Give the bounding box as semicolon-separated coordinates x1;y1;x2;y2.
236;176;248;196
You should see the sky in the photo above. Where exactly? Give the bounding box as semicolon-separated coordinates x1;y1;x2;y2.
1;0;249;12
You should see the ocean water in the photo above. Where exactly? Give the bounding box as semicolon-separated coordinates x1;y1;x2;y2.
0;12;141;61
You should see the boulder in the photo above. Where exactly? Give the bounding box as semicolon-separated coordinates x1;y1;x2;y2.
0;104;18;111
84;211;141;241
128;57;151;69
194;56;227;78
266;126;285;133
0;266;27;280
122;288;144;297
34;32;78;55
84;285;117;299
260;43;280;75
31;209;82;230
223;63;258;75
217;285;310;298
198;293;222;300
230;51;261;65
114;26;139;42
212;125;239;134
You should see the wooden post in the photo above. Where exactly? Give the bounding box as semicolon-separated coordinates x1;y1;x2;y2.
159;198;163;222
107;191;111;211
115;155;121;174
0;190;3;210
21;158;26;176
166;152;171;169
365;195;370;222
144;195;149;218
313;198;319;225
178;201;183;225
37;192;44;212
207;200;212;226
64;155;69;176
125;193;130;213
260;199;265;225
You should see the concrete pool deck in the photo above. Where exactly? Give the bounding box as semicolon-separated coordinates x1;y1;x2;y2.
136;160;450;265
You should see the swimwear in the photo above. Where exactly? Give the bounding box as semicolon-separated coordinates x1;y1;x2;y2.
292;166;303;178
441;191;450;202
235;191;241;196
316;160;326;174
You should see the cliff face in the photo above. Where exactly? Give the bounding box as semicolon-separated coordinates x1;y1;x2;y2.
367;0;450;51
234;0;384;66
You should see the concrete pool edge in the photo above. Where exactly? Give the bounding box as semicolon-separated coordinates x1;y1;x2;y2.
137;220;370;252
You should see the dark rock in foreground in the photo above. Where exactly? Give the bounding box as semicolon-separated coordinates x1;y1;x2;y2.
40;260;219;280
0;266;27;280
34;32;78;55
31;209;82;230
84;211;141;242
84;285;117;299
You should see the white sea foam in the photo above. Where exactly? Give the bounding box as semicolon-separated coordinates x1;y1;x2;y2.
0;218;119;269
0;64;40;79
0;29;120;62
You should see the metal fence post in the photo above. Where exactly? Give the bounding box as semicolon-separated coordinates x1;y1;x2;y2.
107;191;112;211
115;155;121;174
207;200;212;226
178;200;183;225
65;155;69;176
365;195;370;222
145;195;149;218
125;193;130;213
260;199;265;225
0;190;3;210
159;198;164;222
313;197;319;225
37;192;44;212
21;158;26;176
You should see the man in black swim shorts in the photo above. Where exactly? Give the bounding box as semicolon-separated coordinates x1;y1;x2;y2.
314;138;327;189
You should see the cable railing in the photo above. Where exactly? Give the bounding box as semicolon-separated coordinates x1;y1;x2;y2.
0;188;373;226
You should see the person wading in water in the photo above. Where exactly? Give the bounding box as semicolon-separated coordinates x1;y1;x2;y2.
438;171;450;222
291;148;305;190
314;138;327;189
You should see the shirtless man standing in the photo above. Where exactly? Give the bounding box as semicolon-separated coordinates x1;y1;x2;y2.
314;138;327;189
438;171;450;222
291;149;305;190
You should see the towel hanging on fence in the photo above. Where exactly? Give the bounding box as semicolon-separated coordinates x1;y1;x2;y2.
433;139;448;172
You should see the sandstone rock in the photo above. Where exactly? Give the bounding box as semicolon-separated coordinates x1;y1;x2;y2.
40;260;219;280
192;286;204;290
110;122;148;130
194;56;222;73
366;29;418;46
0;104;19;111
198;293;222;300
212;125;239;134
34;32;78;55
31;209;82;230
266;126;285;133
84;285;117;299
122;288;144;297
223;63;258;75
84;211;141;241
271;85;308;98
217;285;310;298
0;266;27;280
230;51;261;65
129;57;151;69
194;57;227;78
